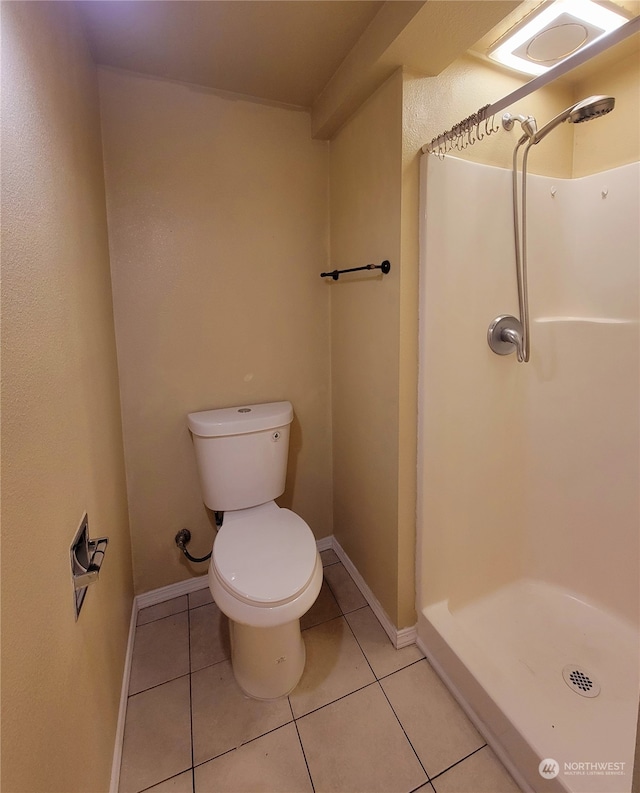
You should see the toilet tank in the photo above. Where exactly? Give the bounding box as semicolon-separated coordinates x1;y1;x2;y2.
187;401;293;511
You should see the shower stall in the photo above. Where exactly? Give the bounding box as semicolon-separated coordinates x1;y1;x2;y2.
416;135;639;792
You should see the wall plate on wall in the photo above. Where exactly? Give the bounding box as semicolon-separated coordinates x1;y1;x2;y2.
70;513;109;620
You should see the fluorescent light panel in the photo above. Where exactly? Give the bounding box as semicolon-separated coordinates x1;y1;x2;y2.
488;0;629;76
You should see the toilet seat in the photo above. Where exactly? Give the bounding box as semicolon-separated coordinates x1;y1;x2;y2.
213;502;318;606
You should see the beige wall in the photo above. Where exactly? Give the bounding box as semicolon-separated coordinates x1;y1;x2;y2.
573;44;640;177
1;4;133;793
329;71;410;627
99;68;332;595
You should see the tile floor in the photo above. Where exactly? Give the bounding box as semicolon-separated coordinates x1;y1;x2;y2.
119;550;521;793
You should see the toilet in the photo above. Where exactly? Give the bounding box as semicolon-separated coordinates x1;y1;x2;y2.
187;400;322;699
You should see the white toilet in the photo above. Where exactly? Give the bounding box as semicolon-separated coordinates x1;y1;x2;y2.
187;400;322;699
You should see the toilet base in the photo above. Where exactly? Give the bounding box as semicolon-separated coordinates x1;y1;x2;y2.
229;618;306;700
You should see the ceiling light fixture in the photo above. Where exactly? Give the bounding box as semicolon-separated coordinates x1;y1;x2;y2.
488;0;630;76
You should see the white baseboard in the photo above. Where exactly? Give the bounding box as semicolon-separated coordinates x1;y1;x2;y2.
110;574;208;792
135;575;209;611
316;536;333;552
330;536;417;649
109;600;138;793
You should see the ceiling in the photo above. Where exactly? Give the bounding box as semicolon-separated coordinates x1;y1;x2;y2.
77;1;384;108
76;0;522;136
76;0;637;138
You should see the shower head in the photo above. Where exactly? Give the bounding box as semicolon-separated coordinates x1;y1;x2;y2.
570;95;616;123
532;95;615;144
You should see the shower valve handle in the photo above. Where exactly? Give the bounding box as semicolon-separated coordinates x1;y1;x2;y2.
501;327;524;362
487;315;524;362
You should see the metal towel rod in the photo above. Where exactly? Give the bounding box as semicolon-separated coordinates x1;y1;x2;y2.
321;260;391;281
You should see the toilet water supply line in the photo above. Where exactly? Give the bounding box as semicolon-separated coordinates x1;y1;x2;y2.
175;511;224;563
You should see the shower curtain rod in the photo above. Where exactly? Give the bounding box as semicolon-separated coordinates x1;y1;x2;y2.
422;14;640;156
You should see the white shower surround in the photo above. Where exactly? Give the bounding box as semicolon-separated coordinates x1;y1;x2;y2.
417;155;639;793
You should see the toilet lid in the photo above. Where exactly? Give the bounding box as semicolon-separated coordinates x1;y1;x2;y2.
213;508;317;604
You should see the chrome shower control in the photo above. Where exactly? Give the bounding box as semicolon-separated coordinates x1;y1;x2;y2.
488;315;524;360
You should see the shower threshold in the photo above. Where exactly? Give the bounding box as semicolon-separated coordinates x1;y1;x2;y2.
417;578;639;793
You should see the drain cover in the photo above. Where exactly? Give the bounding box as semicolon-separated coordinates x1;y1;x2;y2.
562;665;600;698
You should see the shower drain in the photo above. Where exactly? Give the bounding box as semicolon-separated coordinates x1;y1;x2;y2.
562;665;600;698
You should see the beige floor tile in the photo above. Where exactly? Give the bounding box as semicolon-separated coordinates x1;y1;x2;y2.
189;601;231;672
297;683;427;793
432;746;521;793
138;596;188;626
346;606;424;679
119;676;192;793
188;586;213;609
129;612;190;695
194;723;312;793
322;563;367;613
320;548;339;567
381;660;484;779
300;580;341;631
289;616;375;718
142;770;194;792
191;660;292;765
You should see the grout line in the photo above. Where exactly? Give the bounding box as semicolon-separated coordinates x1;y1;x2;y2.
414;783;437;793
376;655;426;682
341;604;377;679
138;768;193;793
192;719;296;770
127;673;190;699
322;563;367;617
136;604;190;627
190;652;232;676
187;592;215;611
377;680;431;783
321;568;345;616
127;667;193;699
428;743;488;783
291;679;378;722
293;719;316;793
188;600;215;613
409;782;436;793
187;607;196;793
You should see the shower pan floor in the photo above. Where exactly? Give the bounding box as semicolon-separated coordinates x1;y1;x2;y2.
419;578;639;793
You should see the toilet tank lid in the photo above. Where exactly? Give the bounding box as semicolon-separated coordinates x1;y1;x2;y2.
187;401;293;437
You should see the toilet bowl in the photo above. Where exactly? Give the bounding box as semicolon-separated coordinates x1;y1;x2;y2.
209;501;322;699
187;401;322;699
